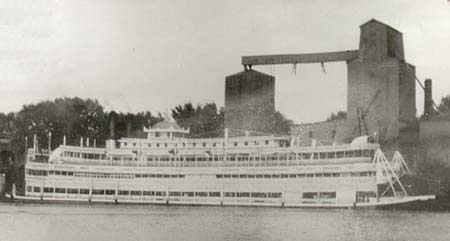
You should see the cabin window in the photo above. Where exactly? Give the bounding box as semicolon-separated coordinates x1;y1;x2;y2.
268;192;282;198
303;192;318;199
308;131;313;138
234;142;238;147
105;190;115;195
131;190;142;196
202;143;206;147
143;191;154;196
244;142;248;146
33;187;41;193
68;188;78;194
359;172;369;176
80;189;89;194
55;188;66;193
195;192;207;197
119;190;129;195
209;192;220;197
265;140;269;145
363;150;370;157
319;192;336;199
44;187;54;193
170;192;181;197
237;192;250;198
224;192;235;197
251;192;267;198
92;190;104;195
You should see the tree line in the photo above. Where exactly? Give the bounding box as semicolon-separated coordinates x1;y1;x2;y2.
0;97;292;157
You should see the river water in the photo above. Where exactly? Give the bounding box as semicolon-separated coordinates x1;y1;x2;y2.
0;203;449;241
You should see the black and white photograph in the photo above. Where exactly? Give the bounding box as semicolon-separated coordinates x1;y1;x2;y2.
0;0;449;240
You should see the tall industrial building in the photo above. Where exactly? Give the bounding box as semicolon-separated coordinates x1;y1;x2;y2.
290;19;417;142
224;70;275;134
346;19;416;140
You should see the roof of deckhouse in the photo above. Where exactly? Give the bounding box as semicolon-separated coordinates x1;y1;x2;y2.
152;120;182;130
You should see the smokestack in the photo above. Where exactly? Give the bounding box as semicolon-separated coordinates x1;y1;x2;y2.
424;78;433;117
109;116;115;139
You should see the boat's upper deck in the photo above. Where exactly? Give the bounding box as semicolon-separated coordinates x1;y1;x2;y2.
27;135;379;169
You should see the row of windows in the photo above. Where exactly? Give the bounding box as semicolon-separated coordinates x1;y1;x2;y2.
122;140;273;148
26;169;185;179
302;192;336;199
26;187;282;199
64;152;106;160
59;149;375;164
27;168;375;179
144;150;374;162
216;172;376;179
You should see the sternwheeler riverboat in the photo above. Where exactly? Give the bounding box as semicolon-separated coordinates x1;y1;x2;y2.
13;119;434;208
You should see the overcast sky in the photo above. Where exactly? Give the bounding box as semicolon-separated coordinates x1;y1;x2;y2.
0;0;449;123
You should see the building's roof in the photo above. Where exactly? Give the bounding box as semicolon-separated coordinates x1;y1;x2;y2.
226;69;275;79
360;18;401;34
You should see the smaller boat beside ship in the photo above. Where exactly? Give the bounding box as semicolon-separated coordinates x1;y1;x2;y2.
7;119;434;208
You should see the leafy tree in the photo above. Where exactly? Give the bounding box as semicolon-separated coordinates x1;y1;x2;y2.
326;111;347;121
438;95;450;114
108;111;162;139
11;98;108;151
270;111;294;135
172;102;224;138
172;102;292;137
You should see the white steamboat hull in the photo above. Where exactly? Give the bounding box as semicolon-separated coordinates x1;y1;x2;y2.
8;194;435;209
